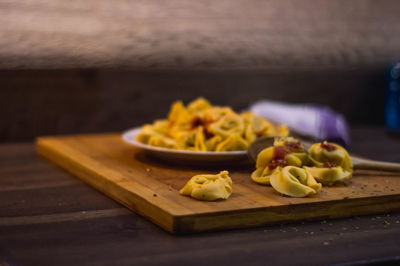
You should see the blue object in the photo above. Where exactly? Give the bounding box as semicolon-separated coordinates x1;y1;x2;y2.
385;62;400;130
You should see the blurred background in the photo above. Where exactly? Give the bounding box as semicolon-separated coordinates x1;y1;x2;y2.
1;0;400;142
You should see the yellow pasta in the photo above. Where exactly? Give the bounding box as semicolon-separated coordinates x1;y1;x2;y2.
270;166;321;197
303;166;352;186
136;124;164;144
203;106;235;122
308;141;352;171
251;166;280;185
187;97;211;114
137;97;289;151
241;112;272;135
273;136;309;165
194;126;207;151
168;101;186;124
215;135;249;152
251;146;302;185
250;137;353;198
179;170;232;201
208;113;245;138
306;141;353;185
147;135;176;148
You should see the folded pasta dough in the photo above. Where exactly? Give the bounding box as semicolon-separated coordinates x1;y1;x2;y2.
202;106;235;122
215;135;249;151
307;141;353;185
208;113;245;139
151;120;169;133
251;166;281;185
273;136;309;165
265;124;289;137
251;147;302;185
308;141;352;171
180;171;232;201
241;112;273;136
194;126;207;151
244;124;257;144
136;124;165;144
187;97;211;114
273;136;304;152
137;98;290;151
270;166;322;197
167;102;193;138
147;135;176;148
304;166;352;186
205;135;223;151
168;101;186;124
173;127;206;151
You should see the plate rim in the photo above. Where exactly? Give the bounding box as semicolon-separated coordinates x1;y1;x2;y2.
121;127;248;156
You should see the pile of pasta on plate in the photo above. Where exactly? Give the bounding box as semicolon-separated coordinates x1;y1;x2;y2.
137;98;289;152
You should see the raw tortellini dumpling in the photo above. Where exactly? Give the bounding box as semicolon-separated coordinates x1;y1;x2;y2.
307;141;353;185
250;137;353;198
251;146;302;185
308;141;352;171
304;166;352;186
270;166;322;197
273;136;309;164
180;171;232;201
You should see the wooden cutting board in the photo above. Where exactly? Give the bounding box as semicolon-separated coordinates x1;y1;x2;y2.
37;134;400;234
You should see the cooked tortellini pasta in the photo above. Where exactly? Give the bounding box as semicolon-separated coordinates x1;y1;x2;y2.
306;141;353;185
137;123;176;148
215;135;249;151
270;166;322;197
251;145;303;185
308;141;352;171
273;136;309;164
179;171;232;201
251;137;353;197
208;113;245;138
304;166;352;186
137;98;289;151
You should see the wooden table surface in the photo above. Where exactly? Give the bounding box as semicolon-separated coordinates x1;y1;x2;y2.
1;126;400;265
1;0;400;70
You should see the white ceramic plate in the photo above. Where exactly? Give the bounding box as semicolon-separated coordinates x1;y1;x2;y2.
122;127;250;165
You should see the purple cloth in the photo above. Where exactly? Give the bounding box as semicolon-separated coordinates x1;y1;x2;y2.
249;100;351;147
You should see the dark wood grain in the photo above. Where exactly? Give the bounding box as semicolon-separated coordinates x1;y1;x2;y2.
1;127;400;265
2;0;397;141
36;133;400;233
0;0;400;70
0;68;385;142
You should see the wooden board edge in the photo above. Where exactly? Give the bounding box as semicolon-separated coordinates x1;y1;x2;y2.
172;194;400;233
34;135;400;234
36;137;177;233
